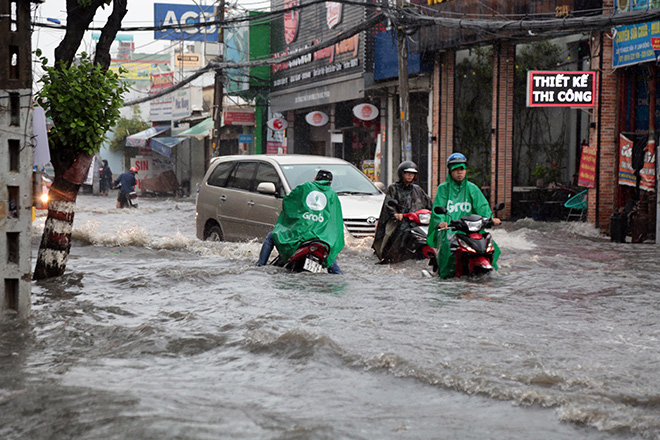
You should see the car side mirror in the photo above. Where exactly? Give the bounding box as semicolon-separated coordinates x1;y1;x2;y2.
374;181;386;192
256;182;277;195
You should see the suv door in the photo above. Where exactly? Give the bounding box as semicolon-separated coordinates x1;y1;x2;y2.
196;160;235;240
222;161;259;241
242;162;285;238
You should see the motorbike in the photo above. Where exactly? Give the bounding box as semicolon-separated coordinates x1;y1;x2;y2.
271;239;330;273
378;200;436;263
433;203;504;277
115;183;138;209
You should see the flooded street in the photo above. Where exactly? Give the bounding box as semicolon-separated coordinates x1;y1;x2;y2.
2;193;659;439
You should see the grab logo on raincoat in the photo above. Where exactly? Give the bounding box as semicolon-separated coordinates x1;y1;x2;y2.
447;200;472;214
306;191;327;211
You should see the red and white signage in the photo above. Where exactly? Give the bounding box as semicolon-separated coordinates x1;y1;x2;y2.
267;117;288;131
305;111;328;126
353;103;379;121
326;2;343;29
224;110;255;126
284;0;300;45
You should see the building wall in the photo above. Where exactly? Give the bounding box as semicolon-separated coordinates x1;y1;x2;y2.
0;0;33;319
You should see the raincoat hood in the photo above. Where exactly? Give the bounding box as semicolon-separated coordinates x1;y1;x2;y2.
272;180;345;267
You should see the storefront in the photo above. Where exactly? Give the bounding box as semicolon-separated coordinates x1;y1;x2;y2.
269;0;383;179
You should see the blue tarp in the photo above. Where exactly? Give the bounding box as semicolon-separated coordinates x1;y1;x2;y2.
150;137;186;158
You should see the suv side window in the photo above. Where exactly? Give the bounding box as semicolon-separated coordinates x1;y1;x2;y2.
254;163;284;197
226;162;257;191
207;161;234;187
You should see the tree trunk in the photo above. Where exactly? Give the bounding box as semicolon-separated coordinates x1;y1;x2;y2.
33;153;94;280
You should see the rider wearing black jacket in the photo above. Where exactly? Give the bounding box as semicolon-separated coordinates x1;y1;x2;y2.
372;161;432;262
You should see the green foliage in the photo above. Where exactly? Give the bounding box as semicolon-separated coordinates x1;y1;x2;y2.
35;51;129;155
109;107;151;153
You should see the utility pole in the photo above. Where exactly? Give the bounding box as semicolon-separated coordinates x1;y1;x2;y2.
396;0;412;162
212;0;225;156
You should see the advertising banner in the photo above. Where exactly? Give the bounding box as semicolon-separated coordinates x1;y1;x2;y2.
613;21;660;68
150;72;173;122
154;3;217;42
578;144;597;188
619;134;636;187
640;141;657;191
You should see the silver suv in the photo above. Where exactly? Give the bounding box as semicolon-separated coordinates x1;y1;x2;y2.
195;154;385;242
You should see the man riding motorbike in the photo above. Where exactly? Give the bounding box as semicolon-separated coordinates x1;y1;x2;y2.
428;153;501;278
113;167;138;209
256;169;345;274
373;161;432;263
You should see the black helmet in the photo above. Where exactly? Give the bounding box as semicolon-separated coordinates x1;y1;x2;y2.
397;161;419;181
315;169;333;181
446;152;467;169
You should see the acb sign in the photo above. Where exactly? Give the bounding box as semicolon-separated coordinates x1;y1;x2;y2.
154;3;218;42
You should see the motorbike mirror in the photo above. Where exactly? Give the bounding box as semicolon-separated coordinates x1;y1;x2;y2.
493;202;505;212
434;206;447;215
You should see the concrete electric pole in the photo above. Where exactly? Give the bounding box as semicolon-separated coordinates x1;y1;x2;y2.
212;0;225;155
396;0;412;162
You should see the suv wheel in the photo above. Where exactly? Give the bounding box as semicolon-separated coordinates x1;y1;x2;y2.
205;224;223;241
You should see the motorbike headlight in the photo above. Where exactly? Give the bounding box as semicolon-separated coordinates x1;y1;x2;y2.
418;213;430;225
457;237;476;253
40;193;49;204
465;220;482;232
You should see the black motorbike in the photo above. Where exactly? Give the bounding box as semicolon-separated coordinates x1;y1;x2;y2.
377;200;436;263
271;240;330;273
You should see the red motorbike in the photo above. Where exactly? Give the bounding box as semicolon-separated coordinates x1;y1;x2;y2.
434;203;503;277
272;240;330;273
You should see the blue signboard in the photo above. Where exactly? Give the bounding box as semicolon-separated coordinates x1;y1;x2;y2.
154;3;218;42
238;134;253;144
612;21;660;68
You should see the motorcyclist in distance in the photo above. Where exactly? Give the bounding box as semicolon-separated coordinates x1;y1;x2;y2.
372;161;432;262
113;167;138;209
428;152;501;277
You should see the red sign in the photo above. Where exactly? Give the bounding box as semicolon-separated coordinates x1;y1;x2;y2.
618;134;635;187
353;103;379;121
266;141;286;154
326;2;342;29
267;117;288;131
284;0;300;44
224;110;255;126
578;144;597;188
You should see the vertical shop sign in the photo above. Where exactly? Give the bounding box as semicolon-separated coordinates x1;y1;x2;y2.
618;134;636;187
578;144;597;188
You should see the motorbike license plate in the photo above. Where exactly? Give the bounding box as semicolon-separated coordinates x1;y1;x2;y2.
303;257;324;273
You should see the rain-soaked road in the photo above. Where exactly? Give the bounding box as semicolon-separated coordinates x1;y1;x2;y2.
1;192;658;439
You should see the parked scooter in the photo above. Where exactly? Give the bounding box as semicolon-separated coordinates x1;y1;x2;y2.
271;239;330;273
378;200;436;263
433;203;504;277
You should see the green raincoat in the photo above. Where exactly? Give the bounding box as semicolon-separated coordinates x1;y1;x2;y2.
272;180;345;267
427;174;500;278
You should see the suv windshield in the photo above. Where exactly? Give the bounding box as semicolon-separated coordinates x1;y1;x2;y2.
279;164;380;195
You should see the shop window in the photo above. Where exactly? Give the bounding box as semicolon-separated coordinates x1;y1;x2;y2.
10;2;17;32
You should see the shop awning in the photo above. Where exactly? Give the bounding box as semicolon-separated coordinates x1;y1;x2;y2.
125;126;170;147
178;117;213;138
150;137;186;158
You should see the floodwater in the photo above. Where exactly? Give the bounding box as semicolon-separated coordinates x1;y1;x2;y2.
1;193;659;439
